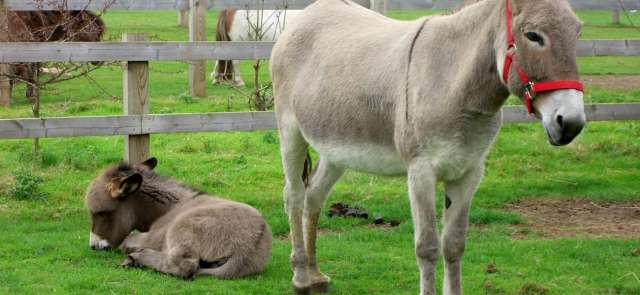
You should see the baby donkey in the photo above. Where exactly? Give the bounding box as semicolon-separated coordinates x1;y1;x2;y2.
85;157;272;279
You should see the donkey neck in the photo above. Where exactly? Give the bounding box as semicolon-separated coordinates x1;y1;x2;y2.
413;0;510;114
131;175;202;231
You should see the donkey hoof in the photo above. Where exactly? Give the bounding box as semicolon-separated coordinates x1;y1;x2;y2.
120;256;137;268
310;281;331;293
293;286;311;295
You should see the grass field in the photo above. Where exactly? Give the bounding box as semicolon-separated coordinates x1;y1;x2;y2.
0;9;639;295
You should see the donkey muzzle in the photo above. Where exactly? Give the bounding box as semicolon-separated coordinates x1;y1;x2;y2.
537;89;586;146
90;232;112;250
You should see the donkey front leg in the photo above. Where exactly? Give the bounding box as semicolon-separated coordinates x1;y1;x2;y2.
304;158;344;292
408;162;439;295
121;232;150;254
442;165;483;295
128;248;199;279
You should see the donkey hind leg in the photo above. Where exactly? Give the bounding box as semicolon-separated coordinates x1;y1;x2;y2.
128;248;199;279
196;255;250;279
279;125;313;293
304;158;344;292
232;60;245;87
442;165;483;295
408;161;439;295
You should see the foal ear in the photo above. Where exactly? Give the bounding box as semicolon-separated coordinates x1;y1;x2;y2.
141;157;158;170
111;173;143;199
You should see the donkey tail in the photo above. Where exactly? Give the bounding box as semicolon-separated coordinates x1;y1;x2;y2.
302;150;313;188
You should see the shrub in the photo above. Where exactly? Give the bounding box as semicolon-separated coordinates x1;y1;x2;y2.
8;170;48;200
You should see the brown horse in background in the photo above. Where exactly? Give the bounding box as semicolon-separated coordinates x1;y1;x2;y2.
6;11;106;98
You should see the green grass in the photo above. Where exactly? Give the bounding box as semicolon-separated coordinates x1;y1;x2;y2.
0;9;639;295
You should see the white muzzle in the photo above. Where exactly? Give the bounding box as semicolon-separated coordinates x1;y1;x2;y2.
89;232;111;250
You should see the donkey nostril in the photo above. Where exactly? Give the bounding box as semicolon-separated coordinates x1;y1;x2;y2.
556;115;564;128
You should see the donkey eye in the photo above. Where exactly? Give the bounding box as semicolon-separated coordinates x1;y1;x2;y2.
95;211;110;217
525;32;545;46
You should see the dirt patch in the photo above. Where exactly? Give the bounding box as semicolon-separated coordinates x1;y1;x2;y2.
506;199;640;239
582;75;640;91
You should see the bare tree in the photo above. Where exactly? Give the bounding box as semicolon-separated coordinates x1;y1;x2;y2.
231;1;290;111
1;0;114;154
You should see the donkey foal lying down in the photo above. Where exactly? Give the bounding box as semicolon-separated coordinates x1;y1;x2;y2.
85;158;272;279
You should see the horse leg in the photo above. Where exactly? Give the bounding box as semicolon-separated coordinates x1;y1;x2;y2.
127;248;199;279
279;124;313;293
211;60;221;85
407;161;439;295
232;60;245;87
442;165;483;295
304;158;344;292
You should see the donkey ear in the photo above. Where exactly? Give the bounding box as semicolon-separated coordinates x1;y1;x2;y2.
141;157;158;170
111;173;143;199
509;0;526;15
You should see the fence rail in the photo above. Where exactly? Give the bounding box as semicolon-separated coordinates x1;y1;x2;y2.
0;40;639;63
1;104;638;139
6;0;640;11
430;0;640;10
1;0;639;161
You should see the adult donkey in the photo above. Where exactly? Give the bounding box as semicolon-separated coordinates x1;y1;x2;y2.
271;0;585;294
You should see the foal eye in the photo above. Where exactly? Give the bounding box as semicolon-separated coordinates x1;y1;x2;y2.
95;211;110;217
525;32;545;46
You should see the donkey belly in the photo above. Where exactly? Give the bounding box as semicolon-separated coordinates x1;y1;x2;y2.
313;142;406;176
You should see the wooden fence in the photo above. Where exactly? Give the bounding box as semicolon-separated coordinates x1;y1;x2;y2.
5;0;640;10
0;0;639;162
1;0;638;99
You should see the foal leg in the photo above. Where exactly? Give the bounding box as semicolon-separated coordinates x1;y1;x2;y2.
408;161;439;295
279;125;313;293
304;158;344;292
128;248;199;279
442;165;483;295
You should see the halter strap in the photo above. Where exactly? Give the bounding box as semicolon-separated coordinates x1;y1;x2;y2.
502;0;584;114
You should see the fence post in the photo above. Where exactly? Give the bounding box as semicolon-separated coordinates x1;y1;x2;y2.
612;10;620;24
371;0;387;15
178;10;189;27
0;0;11;107
123;33;150;164
189;0;207;98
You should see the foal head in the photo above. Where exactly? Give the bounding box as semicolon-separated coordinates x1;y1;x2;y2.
504;0;585;146
85;158;158;250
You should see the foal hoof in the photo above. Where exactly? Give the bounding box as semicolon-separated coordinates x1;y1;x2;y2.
310;281;331;293
120;256;137;268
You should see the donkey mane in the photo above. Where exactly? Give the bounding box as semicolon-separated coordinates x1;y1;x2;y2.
105;162;203;205
452;0;488;13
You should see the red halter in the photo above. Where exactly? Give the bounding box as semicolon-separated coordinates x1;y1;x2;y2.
502;0;584;114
